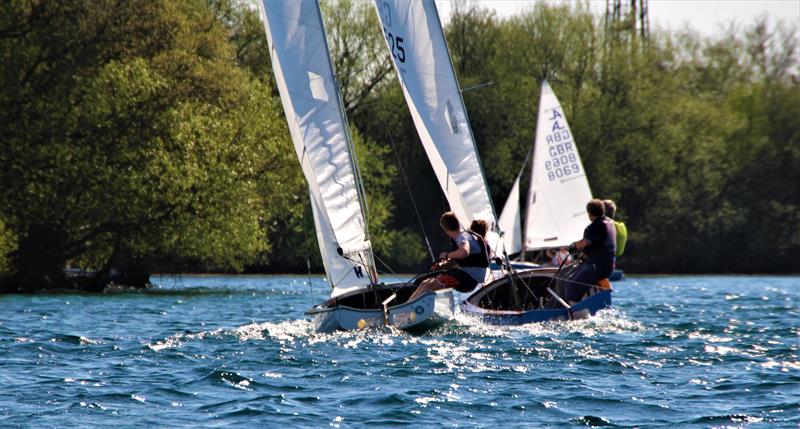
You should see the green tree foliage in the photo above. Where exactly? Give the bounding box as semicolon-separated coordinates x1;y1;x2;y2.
320;0;394;117
437;3;799;273
0;0;796;289
0;218;14;273
0;0;299;290
358;1;798;273
351;128;427;270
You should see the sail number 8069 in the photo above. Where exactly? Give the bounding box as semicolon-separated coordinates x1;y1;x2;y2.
545;153;580;181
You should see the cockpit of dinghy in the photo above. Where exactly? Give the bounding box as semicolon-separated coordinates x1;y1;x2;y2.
328;283;417;310
469;274;556;311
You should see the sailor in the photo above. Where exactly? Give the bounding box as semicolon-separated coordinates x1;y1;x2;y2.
603;199;628;257
409;212;490;300
469;219;491;258
567;199;616;303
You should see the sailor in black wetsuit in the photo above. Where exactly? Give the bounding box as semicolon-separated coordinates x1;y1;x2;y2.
409;212;490;300
567;199;617;303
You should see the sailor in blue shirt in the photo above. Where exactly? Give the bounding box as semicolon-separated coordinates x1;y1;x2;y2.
409;212;490;300
567;199;617;303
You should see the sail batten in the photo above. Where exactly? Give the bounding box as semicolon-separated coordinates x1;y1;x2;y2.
373;0;496;229
260;0;377;295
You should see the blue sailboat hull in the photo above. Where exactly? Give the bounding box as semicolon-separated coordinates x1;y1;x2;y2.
460;268;612;325
460;290;611;325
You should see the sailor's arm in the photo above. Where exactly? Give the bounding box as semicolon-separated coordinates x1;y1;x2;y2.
440;242;469;260
572;238;590;250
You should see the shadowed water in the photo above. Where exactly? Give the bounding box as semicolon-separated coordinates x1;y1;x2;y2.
0;275;798;427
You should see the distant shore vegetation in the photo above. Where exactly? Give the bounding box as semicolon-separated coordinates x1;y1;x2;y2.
0;0;797;292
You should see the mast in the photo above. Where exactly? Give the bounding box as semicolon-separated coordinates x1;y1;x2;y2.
314;1;378;284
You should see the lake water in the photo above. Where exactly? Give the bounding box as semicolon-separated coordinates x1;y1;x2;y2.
1;275;798;428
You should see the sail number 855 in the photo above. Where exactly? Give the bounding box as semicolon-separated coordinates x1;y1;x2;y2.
383;28;405;63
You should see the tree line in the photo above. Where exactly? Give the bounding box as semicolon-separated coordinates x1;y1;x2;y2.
0;0;797;292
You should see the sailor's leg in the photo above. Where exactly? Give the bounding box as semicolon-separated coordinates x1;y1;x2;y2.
565;263;596;303
409;277;445;300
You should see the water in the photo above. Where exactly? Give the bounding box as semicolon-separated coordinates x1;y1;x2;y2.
1;275;797;428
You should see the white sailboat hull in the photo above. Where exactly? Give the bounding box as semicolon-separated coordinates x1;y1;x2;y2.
306;284;455;332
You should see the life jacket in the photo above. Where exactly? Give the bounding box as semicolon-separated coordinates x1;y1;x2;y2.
614;221;628;257
452;231;489;268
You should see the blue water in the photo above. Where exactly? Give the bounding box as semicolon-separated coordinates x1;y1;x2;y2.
1;275;798;428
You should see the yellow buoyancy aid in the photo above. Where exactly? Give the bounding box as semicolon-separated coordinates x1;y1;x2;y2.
614;221;628;257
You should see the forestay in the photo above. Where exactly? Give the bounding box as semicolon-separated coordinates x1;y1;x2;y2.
372;0;496;228
259;0;377;296
524;80;593;250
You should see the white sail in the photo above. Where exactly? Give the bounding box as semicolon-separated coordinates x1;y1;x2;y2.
372;0;496;228
524;80;593;250
496;175;522;255
259;0;377;295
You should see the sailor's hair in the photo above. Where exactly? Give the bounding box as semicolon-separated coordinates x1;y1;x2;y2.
469;219;489;238
439;211;460;232
586;199;605;217
603;199;617;219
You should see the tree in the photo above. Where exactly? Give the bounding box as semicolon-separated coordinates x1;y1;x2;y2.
0;218;13;273
321;0;394;117
0;0;299;290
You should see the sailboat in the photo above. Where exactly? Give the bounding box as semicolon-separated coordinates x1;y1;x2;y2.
259;0;454;332
461;81;612;324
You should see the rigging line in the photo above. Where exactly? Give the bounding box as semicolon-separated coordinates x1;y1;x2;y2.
378;109;436;263
517;147;534;180
461;81;494;93
338;252;375;283
373;253;397;276
304;196;313;299
557;274;612;289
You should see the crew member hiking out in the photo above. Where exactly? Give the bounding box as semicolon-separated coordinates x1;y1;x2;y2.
409;212;490;300
567;199;617;303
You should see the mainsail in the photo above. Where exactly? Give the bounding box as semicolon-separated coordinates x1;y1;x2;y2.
523;80;593;251
259;0;377;297
372;0;496;228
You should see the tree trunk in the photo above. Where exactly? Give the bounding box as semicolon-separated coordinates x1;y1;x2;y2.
2;224;69;292
93;244;152;291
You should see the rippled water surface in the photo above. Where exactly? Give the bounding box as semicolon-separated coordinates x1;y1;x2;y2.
1;275;798;428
